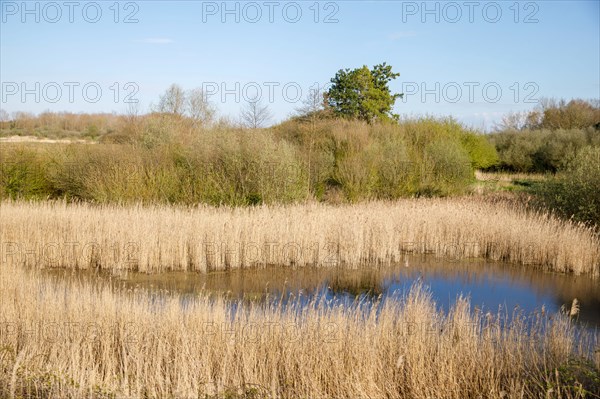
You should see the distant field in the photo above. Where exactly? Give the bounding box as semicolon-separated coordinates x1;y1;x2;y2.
0;135;95;144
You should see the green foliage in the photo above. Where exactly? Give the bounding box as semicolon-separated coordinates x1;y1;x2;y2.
541;357;600;397
488;128;595;173
0;133;308;206
418;139;473;196
1;117;487;205
534;147;600;228
274;117;481;201
326;63;402;123
369;131;414;198
0;147;53;199
490;99;599;173
459;131;499;169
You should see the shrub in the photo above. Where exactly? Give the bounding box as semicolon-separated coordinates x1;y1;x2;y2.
0;146;53;199
189;131;308;205
1;117;485;205
488;128;595;173
459;131;499;169
534;146;600;228
418;139;472;196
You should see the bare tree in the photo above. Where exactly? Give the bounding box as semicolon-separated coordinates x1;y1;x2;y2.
123;102;142;137
295;87;325;121
186;88;215;128
240;99;271;129
0;108;9;122
494;111;528;131
157;84;185;116
12;111;35;130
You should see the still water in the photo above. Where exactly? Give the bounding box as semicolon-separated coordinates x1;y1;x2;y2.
42;254;600;328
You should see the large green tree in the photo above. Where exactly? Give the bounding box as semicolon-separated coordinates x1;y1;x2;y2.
326;63;402;123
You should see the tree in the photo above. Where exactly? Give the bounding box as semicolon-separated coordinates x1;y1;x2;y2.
538;99;600;130
326;62;402;123
240;99;271;129
0;108;9;122
157;84;185;116
187;88;215;128
123;102;141;137
494;111;529;131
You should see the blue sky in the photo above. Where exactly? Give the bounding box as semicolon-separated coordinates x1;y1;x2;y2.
1;0;599;130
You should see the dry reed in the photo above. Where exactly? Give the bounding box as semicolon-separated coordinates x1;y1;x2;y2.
1;198;598;276
475;170;548;182
0;264;596;399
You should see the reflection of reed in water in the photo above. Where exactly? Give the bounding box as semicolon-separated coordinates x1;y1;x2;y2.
40;254;600;326
7;264;599;399
327;271;384;297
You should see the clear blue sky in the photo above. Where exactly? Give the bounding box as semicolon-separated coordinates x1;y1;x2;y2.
1;0;599;130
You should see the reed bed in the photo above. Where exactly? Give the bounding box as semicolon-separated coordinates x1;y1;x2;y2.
1;198;599;276
1;264;597;399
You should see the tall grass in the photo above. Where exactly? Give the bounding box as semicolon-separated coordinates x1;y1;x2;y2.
2;198;598;276
1;264;597;399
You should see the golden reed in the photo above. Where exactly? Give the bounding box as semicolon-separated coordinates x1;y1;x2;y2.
0;265;595;399
1;198;598;275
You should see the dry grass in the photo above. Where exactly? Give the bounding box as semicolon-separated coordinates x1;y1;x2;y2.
0;135;96;144
475;170;548;182
1;198;599;276
1;264;597;399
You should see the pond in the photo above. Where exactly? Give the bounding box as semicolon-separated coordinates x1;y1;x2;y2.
42;254;600;330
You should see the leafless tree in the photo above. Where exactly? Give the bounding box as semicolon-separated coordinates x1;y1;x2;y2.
494;111;529;131
240;99;271;129
157;84;185;116
0;108;9;122
295;87;325;121
123;102;142;136
186;88;215;128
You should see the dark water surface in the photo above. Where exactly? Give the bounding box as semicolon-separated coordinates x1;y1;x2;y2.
43;254;600;328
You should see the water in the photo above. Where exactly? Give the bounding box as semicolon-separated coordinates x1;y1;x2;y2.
42;254;600;329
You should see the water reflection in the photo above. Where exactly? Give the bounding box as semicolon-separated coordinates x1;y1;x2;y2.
42;254;600;328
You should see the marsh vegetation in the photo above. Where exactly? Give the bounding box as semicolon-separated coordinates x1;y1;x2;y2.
2;265;599;399
1;98;599;398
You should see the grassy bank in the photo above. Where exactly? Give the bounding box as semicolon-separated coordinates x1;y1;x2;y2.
2;198;598;276
1;264;597;399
